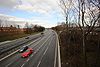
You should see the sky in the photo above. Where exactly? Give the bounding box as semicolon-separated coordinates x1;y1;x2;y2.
0;0;64;28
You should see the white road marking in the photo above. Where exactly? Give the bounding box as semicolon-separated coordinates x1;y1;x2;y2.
54;31;58;67
54;31;61;67
26;58;30;62
36;36;53;67
4;37;44;67
33;34;52;54
0;37;41;62
5;61;13;67
37;45;49;67
0;50;18;62
21;63;25;67
0;41;11;45
20;34;52;67
5;34;48;67
58;42;61;67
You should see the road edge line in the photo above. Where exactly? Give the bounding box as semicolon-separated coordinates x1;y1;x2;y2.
54;31;61;67
57;34;61;67
0;37;41;62
54;31;57;67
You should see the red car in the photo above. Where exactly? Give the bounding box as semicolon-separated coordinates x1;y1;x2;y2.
21;48;33;58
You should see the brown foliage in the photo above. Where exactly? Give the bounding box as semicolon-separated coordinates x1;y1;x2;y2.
53;26;100;67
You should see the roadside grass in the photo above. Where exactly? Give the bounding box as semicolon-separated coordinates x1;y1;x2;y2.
58;30;100;67
0;32;40;42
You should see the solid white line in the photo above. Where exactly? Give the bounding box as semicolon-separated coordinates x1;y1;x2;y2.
36;36;52;67
4;37;42;67
0;41;11;45
0;37;41;62
54;31;61;67
36;44;49;67
4;36;43;67
4;37;45;67
54;32;57;67
20;34;52;67
0;50;18;62
57;34;61;67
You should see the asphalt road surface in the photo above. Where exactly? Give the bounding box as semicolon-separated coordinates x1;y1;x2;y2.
0;29;59;67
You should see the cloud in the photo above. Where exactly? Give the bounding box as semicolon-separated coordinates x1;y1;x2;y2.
0;0;61;17
14;0;60;15
0;0;18;8
0;14;56;28
0;0;62;28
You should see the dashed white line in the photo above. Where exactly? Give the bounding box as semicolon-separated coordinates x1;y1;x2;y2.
21;63;25;67
5;62;13;67
37;46;49;67
20;34;52;67
26;58;30;62
36;36;53;67
0;36;41;62
3;36;44;67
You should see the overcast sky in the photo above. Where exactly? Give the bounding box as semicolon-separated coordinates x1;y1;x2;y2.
0;0;64;28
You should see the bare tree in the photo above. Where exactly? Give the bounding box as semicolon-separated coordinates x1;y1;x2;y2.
78;0;100;67
59;0;73;28
79;0;87;67
59;0;100;67
24;22;29;28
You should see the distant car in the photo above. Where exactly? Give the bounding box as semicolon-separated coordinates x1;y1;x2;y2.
25;37;29;39
19;46;28;53
21;48;33;58
41;32;44;35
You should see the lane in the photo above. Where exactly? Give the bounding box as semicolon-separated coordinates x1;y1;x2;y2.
0;29;50;55
0;30;53;67
0;29;49;59
36;33;57;67
22;34;53;67
0;36;42;62
0;29;49;51
0;30;59;67
21;31;57;67
0;32;41;56
5;31;53;67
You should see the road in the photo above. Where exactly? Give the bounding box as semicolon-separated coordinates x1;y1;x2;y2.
0;29;60;67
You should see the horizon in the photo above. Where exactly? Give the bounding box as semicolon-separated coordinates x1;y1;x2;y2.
0;0;65;28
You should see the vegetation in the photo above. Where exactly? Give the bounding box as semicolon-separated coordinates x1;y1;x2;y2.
52;0;100;67
52;23;100;67
0;23;45;42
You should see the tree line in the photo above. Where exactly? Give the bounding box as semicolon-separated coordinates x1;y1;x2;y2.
52;0;100;67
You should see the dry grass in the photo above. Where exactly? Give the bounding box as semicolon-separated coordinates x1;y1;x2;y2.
58;30;100;67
